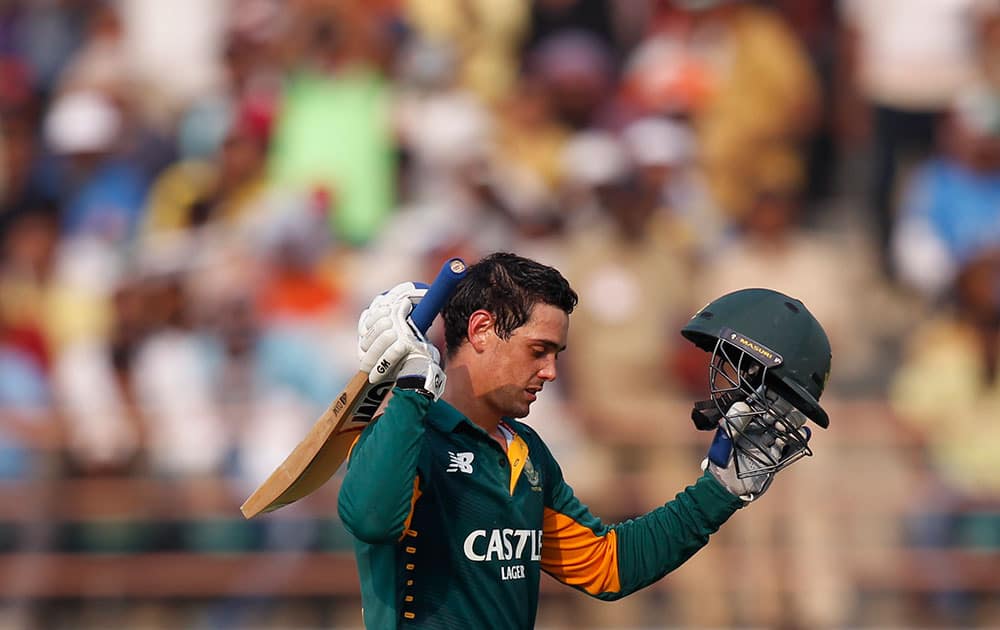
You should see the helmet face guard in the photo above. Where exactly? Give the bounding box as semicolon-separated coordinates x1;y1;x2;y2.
705;330;812;479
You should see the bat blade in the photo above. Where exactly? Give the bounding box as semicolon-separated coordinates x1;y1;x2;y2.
240;372;374;518
240;258;467;519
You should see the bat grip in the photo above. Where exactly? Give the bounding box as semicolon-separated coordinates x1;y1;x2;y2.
410;258;467;333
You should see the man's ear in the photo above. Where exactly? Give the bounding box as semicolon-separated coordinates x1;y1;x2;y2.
467;310;495;352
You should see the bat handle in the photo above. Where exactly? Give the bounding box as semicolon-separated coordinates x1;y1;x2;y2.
410;258;468;333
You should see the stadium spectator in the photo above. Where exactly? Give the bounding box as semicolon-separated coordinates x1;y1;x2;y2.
892;2;1000;299
889;246;1000;624
839;0;983;278
622;0;821;219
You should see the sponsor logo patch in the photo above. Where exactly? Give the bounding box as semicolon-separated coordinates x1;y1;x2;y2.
447;451;474;474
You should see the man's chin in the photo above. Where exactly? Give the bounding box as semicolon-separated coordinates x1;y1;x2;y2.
508;403;532;419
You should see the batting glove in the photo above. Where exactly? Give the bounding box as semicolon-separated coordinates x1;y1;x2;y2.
358;282;428;385
702;401;811;503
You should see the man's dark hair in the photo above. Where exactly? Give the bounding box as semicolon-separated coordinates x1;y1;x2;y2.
442;253;578;357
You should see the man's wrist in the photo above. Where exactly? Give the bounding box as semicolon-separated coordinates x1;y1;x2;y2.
396;375;436;400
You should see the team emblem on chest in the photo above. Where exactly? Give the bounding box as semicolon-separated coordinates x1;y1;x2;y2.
523;456;541;490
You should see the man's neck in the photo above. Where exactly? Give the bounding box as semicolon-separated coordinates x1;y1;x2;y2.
443;362;501;435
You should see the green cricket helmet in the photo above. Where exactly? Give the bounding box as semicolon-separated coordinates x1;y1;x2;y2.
681;288;832;476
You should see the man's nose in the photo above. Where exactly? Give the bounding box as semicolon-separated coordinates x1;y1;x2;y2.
538;358;557;381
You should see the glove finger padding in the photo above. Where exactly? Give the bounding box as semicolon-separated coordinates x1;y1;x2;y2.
358;295;431;385
358;305;394;355
357;282;428;346
358;322;396;370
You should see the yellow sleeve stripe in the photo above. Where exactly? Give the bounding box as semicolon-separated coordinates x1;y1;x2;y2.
540;508;621;595
398;475;422;542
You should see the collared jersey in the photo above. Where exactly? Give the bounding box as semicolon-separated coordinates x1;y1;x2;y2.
338;389;743;629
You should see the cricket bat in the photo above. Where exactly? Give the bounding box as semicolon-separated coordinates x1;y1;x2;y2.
240;258;467;518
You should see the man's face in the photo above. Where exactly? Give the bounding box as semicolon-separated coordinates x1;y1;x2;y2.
479;303;569;419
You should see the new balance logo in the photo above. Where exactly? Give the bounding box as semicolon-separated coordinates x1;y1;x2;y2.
447;452;474;474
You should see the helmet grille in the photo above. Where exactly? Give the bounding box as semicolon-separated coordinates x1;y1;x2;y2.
708;336;813;478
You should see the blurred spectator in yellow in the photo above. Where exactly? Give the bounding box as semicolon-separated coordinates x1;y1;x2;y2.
892;3;1000;300
142;104;273;238
839;0;982;278
405;0;528;103
891;247;1000;504
0;203;62;572
0;201;128;480
2;114;132;471
889;247;1000;624
622;0;821;220
491;75;570;210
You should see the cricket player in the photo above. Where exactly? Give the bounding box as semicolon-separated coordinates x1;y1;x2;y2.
339;253;831;629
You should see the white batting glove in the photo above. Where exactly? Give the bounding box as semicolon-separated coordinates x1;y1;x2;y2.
702;401;809;503
357;282;429;384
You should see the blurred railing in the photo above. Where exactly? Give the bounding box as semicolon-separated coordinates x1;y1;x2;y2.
0;398;996;628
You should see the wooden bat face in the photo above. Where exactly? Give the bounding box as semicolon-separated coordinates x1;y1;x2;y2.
239;372;376;518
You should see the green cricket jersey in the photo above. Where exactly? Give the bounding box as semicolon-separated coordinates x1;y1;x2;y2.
339;389;744;629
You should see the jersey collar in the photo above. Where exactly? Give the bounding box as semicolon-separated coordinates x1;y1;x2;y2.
426;398;475;433
427;399;518;439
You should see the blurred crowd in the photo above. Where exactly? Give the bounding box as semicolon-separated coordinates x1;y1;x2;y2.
1;0;999;628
